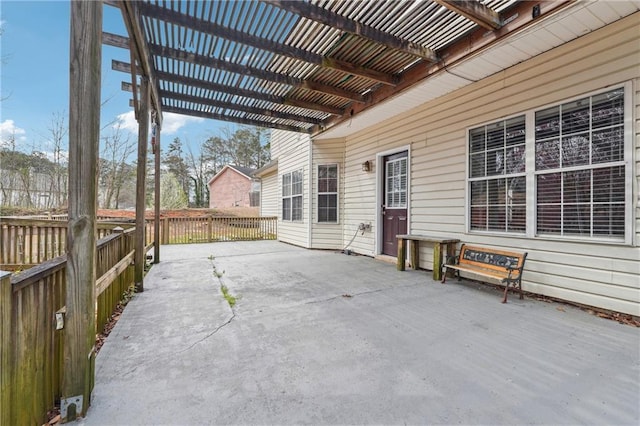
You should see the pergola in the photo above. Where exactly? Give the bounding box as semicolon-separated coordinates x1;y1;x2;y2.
64;0;573;419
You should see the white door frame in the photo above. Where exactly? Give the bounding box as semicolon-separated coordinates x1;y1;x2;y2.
375;144;411;255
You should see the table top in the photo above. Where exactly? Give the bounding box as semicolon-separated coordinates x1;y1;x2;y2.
396;234;460;244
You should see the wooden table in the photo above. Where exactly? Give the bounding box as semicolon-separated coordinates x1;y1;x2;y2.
396;234;460;281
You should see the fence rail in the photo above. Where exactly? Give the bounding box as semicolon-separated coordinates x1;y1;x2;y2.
0;219;135;271
0;228;138;426
153;216;277;244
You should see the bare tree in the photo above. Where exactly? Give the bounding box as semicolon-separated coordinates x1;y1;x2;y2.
99;124;136;208
42;111;69;207
186;145;214;207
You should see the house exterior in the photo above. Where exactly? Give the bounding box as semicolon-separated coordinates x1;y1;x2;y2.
256;6;640;316
208;165;258;208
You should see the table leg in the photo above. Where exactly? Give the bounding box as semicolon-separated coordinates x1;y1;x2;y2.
397;238;406;271
433;243;442;281
410;240;419;270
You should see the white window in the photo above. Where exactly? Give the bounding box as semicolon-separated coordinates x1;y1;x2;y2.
317;164;338;223
469;115;526;232
385;157;407;208
282;169;303;221
467;85;630;242
535;87;626;238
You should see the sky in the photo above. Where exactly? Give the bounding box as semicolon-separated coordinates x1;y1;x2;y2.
0;0;239;158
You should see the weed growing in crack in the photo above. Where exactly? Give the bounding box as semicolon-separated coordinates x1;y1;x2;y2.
220;284;237;308
209;254;237;308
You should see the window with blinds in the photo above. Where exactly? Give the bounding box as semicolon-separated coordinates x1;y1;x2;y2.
468;115;526;232
385;157;408;208
535;88;625;238
466;85;629;241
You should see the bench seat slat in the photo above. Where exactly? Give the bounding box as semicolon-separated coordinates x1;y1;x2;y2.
444;264;520;281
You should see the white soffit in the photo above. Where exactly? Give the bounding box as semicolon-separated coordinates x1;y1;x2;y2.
316;1;640;140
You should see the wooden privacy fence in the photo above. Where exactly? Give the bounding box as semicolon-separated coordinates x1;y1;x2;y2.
0;218;135;271
0;228;139;426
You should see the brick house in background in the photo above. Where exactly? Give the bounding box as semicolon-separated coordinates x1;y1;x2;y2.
207;165;259;208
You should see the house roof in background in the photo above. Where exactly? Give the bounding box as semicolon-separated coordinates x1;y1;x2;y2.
207;164;256;185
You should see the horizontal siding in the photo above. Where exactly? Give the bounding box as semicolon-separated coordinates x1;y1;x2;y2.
271;130;310;248
311;139;345;249
259;171;279;217
340;13;640;315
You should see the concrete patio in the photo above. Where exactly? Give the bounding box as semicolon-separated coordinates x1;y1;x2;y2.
81;241;639;425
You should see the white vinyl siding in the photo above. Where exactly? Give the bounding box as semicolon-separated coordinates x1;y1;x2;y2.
327;13;639;315
271;130;310;247
259;171;278;217
311;139;345;249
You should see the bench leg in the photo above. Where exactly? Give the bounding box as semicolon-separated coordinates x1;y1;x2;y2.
518;279;524;300
502;283;509;304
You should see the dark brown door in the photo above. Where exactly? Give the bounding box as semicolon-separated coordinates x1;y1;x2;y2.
382;151;408;256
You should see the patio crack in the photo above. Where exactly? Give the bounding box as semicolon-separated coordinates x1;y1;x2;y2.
177;311;236;354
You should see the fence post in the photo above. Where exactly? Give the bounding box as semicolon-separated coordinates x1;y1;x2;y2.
163;219;169;245
0;271;12;425
207;216;213;242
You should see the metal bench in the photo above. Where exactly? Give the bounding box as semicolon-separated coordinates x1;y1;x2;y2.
442;244;528;303
396;234;460;281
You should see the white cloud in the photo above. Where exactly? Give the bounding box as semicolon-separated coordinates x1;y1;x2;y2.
0;119;27;146
113;111;139;134
113;111;204;135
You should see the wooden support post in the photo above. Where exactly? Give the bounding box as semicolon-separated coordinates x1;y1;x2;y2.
153;120;160;264
396;238;406;271
134;77;150;291
1;271;12;425
63;1;101;420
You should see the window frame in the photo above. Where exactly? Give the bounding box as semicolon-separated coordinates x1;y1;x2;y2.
467;114;527;234
465;82;632;244
282;169;303;222
317;163;339;224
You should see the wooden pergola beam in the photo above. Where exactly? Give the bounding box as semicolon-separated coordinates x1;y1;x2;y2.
115;62;346;118
102;31;129;49
162;105;311;134
149;44;366;103
263;0;438;62
433;0;503;31
162;90;322;125
137;2;396;86
119;1;163;127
